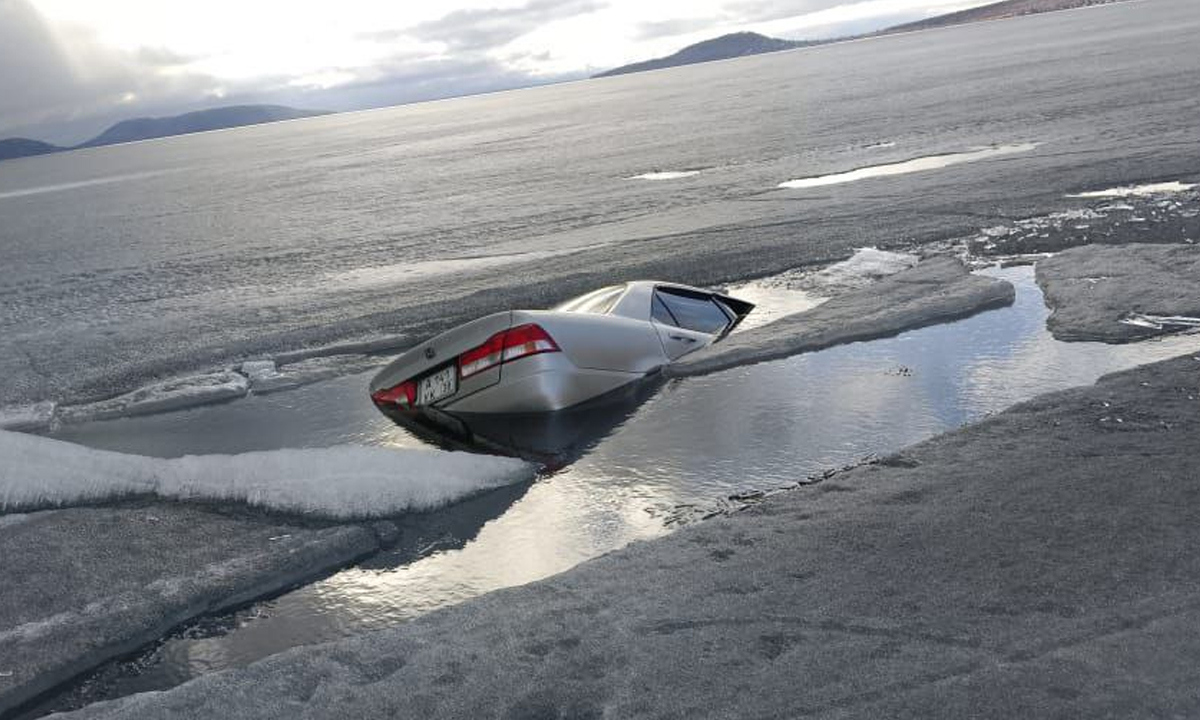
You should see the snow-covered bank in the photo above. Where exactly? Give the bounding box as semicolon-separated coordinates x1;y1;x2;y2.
0;431;535;519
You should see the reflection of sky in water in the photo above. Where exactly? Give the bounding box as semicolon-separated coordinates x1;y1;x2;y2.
49;265;1200;703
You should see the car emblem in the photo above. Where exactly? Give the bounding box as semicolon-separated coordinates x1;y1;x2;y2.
424;347;436;360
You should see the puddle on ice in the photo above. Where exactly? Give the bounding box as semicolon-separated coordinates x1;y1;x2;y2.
1066;181;1197;198
778;143;1037;188
33;265;1200;714
629;170;702;180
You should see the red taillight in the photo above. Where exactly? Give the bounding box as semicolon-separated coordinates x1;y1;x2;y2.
371;380;416;408
459;323;560;379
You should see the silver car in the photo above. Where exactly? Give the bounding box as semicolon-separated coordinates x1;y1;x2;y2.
369;281;753;419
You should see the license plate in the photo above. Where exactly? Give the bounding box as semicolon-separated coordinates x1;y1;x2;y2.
417;365;457;406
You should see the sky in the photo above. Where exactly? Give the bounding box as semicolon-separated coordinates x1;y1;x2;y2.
1;0;988;144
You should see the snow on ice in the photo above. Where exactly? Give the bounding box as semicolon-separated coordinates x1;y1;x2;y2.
0;430;535;519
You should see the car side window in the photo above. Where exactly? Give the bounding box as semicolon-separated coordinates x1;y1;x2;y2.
652;288;731;335
651;293;676;326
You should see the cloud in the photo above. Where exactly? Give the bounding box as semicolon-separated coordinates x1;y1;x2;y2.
635;16;722;40
2;0;992;143
413;0;607;52
0;0;222;142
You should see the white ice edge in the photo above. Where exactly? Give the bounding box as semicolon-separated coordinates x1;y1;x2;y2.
1120;313;1200;330
1066;181;1196;199
0;430;535;519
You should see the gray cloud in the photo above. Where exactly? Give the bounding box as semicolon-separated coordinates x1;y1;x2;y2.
726;0;852;23
634;16;723;41
0;0;222;143
414;0;607;52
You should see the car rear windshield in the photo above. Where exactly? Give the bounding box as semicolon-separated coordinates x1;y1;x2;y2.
652;288;732;335
553;285;627;314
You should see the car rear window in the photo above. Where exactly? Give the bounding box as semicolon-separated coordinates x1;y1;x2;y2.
652;288;731;335
554;285;626;314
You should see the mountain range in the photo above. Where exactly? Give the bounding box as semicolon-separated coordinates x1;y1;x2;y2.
0;105;329;162
594;0;1126;77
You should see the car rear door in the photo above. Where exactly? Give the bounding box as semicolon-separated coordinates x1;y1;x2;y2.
650;287;734;360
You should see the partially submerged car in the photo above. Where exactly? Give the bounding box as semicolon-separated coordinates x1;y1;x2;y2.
370;281;753;421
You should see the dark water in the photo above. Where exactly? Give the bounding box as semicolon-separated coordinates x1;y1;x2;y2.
2;0;1199;408
40;266;1200;711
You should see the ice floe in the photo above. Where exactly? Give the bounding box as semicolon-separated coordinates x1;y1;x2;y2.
667;257;1015;378
0;430;535;519
0;402;56;433
239;355;384;395
1067;181;1196;198
778;143;1036;189
57;371;250;424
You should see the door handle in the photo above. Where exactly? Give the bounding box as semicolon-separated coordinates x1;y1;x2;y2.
668;335;697;343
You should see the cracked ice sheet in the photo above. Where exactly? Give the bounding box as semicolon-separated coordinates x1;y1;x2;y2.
0;430;534;519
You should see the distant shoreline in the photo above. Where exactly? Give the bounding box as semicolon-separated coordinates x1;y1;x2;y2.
0;0;1134;163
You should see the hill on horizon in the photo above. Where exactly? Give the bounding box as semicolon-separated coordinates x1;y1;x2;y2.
593;0;1126;78
79;104;330;148
881;0;1124;33
594;32;808;78
0;138;62;162
0;104;329;163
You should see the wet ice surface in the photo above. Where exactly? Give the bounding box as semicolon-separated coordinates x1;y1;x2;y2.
778;143;1037;189
38;265;1200;712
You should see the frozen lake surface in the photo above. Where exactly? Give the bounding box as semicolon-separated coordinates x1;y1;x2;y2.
5;0;1200;714
35;266;1200;712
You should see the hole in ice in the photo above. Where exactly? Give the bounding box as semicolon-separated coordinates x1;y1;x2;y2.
778;143;1037;189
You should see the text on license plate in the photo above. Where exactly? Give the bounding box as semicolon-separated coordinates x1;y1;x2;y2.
417;365;458;406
